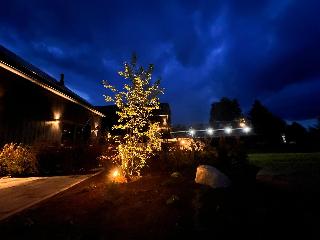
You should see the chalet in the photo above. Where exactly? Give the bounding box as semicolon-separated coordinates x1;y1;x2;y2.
0;45;105;147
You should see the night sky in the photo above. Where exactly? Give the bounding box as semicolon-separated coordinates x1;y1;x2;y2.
1;0;320;126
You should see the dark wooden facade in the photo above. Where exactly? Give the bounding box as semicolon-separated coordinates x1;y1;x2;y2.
0;45;104;147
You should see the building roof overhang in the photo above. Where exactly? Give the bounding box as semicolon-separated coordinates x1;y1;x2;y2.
0;46;105;117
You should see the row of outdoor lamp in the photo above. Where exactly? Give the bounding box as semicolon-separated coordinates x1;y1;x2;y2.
188;126;251;136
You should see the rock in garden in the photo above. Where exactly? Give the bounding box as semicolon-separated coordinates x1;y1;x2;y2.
171;172;182;178
195;165;231;188
166;194;180;205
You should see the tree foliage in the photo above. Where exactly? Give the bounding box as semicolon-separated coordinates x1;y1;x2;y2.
249;100;286;144
209;97;242;126
0;143;38;176
285;122;307;144
103;55;164;177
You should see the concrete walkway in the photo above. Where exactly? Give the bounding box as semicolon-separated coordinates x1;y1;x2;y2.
0;172;101;221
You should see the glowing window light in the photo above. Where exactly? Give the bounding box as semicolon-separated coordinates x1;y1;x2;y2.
224;127;232;134
206;128;214;135
163;117;167;125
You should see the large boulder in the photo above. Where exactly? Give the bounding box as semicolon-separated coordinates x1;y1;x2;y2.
195;165;231;188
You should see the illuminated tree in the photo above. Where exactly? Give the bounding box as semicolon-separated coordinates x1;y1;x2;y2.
103;55;164;177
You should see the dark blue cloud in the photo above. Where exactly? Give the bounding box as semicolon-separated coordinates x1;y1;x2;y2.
0;0;320;125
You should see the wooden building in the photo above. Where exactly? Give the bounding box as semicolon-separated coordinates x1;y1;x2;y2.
0;45;105;147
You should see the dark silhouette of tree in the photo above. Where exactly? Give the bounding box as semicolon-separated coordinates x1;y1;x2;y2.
209;97;242;127
285;122;307;144
171;124;188;132
308;117;320;147
249;100;286;145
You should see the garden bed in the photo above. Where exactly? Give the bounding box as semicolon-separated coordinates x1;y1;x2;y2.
1;167;319;239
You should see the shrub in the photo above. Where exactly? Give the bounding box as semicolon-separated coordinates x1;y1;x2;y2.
197;145;219;166
0;143;38;176
167;146;196;170
215;137;248;170
153;139;218;172
213;137;260;185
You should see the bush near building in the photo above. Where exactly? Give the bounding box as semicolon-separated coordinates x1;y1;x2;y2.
0;143;38;176
0;142;102;177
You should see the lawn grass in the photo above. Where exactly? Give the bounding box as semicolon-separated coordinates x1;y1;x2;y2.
248;152;320;173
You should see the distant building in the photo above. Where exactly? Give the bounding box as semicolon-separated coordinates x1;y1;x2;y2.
0;45;105;147
96;103;171;138
150;103;171;138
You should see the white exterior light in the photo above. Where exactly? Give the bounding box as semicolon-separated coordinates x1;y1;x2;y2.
243;126;251;133
224;127;232;134
189;129;195;136
206;128;214;135
281;134;287;143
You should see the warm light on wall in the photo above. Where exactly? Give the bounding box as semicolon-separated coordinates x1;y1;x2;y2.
45;119;60;131
53;111;61;120
52;120;60;130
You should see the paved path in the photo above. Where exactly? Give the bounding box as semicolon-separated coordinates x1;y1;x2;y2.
0;173;100;221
